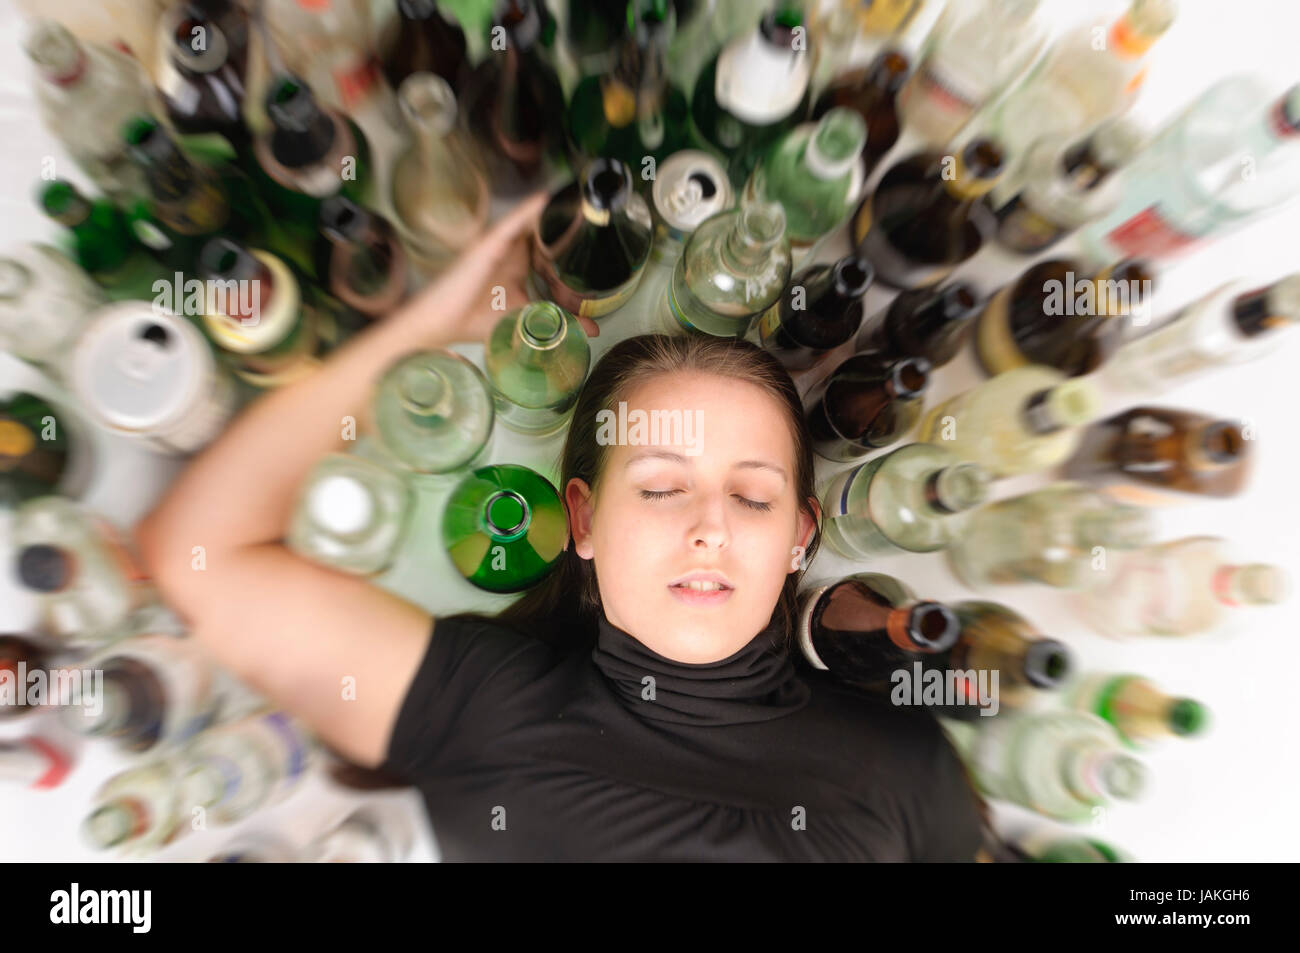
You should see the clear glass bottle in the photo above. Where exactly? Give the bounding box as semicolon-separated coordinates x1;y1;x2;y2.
1081;78;1300;265
804;351;931;462
982;0;1177;206
530;158;653;320
390;73;490;275
662;196;791;337
288;453;414;575
796;571;960;690
757;255;873;371
484;302;591;436
371;349;495;476
898;0;1046;147
947;482;1155;591
853;280;980;369
1064;408;1253;500
821;443;990;558
82;759;183;853
946;710;1147;822
1078;536;1289;638
993;116;1146;255
23;18;154;202
11;496;152;649
263;0;382;114
0;243;105;374
315;196;409;320
442;464;567;593
1093;273;1300;397
745;108;866;256
1069;673;1208;748
307;806;413;862
916;365;1101;477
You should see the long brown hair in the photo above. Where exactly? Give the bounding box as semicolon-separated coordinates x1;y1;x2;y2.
444;333;822;654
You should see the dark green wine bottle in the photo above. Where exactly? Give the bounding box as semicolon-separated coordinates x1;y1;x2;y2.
0;392;70;505
441;463;567;593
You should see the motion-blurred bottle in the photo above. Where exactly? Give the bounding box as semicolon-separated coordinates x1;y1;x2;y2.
948;483;1155;591
371;349;495;475
981;0;1177;207
83;759;182;852
813;50;910;178
530;158;653;319
207;832;303;861
1;394;73;506
154;0;253;154
442;464;567;592
484;302;591;436
1064;408;1253;500
690;5;813;186
897;0;1046;148
974;258;1155;378
1092;273;1300;397
993;117;1146;255
804;351;930;462
12;497;151;648
922;602;1071;721
1069;673;1208;748
757;256;873;371
263;0;382;114
288;453;414;575
821;443;989;558
796;572;960;690
0;635;54;721
851;138;1005;290
0;737;72;790
1079;536;1289;638
24;18;154;202
178;709;315;825
69;302;239;455
1080;78;1300;264
0;243;105;375
390;73;491;275
662;195;791;338
853;280;980;369
566;0;692;167
61;633;221;754
945;710;1147;822
315;197;409;320
1012;831;1130;862
380;0;469;95
38;180;168;301
307;806;413;862
917;365;1100;476
744;108;867;258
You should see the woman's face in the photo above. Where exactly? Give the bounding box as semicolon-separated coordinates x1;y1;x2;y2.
566;372;818;663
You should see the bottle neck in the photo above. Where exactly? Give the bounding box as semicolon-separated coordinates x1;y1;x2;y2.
922;464;988;515
1230;274;1300;338
1021;381;1095;436
1064;742;1144;803
1211;563;1286;607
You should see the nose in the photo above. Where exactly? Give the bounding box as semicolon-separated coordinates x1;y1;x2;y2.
689;496;729;551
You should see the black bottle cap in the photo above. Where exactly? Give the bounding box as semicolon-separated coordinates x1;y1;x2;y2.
17;545;72;593
1023;639;1071;689
908;602;960;652
831;255;873;299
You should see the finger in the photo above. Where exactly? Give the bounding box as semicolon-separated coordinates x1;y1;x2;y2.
579;316;600;338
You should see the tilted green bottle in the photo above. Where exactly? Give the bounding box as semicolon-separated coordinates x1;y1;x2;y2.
441;463;567;592
372;350;495;476
1;393;71;506
820;443;990;558
484;302;591;436
1069;672;1209;748
288;453;414;576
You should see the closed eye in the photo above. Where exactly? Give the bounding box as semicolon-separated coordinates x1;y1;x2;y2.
638;489;773;512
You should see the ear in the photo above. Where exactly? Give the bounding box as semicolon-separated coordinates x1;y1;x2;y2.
790;495;821;574
564;477;596;560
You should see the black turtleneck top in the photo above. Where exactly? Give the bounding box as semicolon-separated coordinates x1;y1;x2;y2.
379;611;986;862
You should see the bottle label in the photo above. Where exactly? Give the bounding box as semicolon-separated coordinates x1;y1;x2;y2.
334;57;381;111
821;459;901;558
907;62;981;120
974;286;1029;375
757;302;782;344
1104;204;1200;259
714;36;809;126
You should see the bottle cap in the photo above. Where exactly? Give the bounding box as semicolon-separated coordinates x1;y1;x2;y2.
1169;698;1208;737
308;474;376;536
17;545;73;593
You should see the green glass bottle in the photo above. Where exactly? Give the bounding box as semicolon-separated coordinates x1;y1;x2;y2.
37;180;167;301
1069;672;1209;749
441;463;567;592
484;302;591;436
372;350;495;475
0;393;70;506
744;107;867;254
661;195;791;337
565;0;692;169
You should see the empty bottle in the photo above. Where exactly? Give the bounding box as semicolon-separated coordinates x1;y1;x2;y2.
1;393;73;506
0;243;105;374
307;806;413;862
853;280;981;369
796;572;960;690
804;350;930;462
288;454;414;575
380;0;469;95
1069;673;1208;748
948;483;1155;591
442;464;567;593
821;443;990;558
814;49;910;178
372;349;495;475
262;0;383;114
155;0;253;152
83;759;183;852
484;302;591;436
757;256;873;371
315;197;409;320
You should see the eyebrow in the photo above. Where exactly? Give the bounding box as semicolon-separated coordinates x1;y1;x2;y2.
623;450;788;483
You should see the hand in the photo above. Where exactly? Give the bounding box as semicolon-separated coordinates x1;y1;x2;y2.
400;192;601;345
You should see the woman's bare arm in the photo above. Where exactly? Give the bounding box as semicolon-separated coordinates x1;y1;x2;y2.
135;193;592;767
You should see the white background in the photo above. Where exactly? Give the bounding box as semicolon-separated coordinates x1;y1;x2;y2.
2;0;1299;862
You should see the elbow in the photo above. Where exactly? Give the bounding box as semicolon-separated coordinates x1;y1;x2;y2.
133;503;211;616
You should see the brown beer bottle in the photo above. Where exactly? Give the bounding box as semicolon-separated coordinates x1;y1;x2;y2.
812;49;911;177
854;279;981;368
1063;407;1253;498
852;137;1005;290
804;350;930;461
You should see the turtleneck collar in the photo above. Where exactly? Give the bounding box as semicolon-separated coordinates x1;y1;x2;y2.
591;610;811;726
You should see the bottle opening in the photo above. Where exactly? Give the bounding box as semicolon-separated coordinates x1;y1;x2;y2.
833;256;873;297
933;464;989;513
320;197;364;241
399;73;457;135
1201;421;1244;463
200;239;244;279
739;199;785;246
17;544;72;593
521;302;564;343
1026;641;1071;688
890;357;930;398
947;283;978;314
1100;753;1146;801
40;181;84;224
0;260;31;298
1170;698;1208;736
688;171;717;200
398;365;448;415
310;474;376;535
812;109;867;166
485;490;529;537
139;323;171;349
583;160;630;213
910;603;959;651
963;139;1006;179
